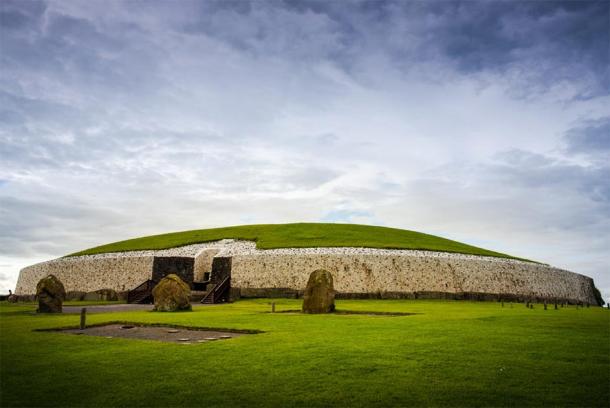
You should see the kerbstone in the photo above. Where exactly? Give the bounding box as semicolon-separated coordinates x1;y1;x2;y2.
83;289;118;301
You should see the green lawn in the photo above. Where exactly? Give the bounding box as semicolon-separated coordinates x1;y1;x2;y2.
68;223;530;261
1;299;608;407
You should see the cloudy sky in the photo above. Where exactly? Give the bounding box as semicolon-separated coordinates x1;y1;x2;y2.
1;0;609;298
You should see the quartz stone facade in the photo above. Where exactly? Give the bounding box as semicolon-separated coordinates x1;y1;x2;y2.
15;240;600;305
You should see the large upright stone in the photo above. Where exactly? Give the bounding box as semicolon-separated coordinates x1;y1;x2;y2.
36;275;66;313
302;269;335;314
152;274;192;312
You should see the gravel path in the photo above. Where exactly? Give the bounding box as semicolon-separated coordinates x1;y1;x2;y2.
62;324;247;344
63;303;223;313
63;304;154;313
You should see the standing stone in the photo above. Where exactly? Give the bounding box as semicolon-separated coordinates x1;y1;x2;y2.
302;269;335;314
152;274;192;312
36;275;66;313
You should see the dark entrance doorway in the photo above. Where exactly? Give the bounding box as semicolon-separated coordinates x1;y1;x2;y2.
152;257;195;286
200;257;231;304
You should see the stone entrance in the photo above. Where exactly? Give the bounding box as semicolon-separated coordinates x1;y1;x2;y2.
151;257;195;287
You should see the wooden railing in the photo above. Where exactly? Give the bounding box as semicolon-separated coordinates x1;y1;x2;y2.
127;280;156;304
200;276;230;304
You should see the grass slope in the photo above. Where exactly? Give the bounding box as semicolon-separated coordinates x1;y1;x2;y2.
69;223;529;261
1;299;608;407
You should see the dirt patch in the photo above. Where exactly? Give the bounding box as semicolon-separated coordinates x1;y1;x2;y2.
43;323;260;344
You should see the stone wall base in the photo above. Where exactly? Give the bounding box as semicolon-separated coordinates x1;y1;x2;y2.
233;287;588;305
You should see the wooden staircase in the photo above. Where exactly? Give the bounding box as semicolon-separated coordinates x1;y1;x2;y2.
128;279;223;304
127;280;156;304
200;276;230;304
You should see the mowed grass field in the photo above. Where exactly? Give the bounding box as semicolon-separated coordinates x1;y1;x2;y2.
68;223;529;261
1;299;608;407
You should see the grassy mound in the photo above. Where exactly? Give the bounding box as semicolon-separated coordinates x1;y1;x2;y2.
68;223;530;261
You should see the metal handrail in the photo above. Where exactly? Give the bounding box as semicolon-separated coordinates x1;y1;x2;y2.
127;279;156;304
200;276;230;304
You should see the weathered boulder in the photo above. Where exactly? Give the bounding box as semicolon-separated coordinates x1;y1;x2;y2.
36;275;66;313
152;274;192;312
83;289;118;301
302;269;335;314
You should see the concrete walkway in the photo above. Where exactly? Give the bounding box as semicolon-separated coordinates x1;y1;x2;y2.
62;302;214;313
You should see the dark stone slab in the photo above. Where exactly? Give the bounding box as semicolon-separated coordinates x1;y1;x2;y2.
211;257;231;283
238;287;300;299
83;289;118;301
152;257;194;286
66;291;86;301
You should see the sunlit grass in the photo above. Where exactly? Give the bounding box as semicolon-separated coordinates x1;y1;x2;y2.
1;299;607;407
68;222;531;261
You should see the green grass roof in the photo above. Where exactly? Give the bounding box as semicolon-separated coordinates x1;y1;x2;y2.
68;223;532;262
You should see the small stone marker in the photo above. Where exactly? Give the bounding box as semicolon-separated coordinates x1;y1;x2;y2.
205;337;218;341
80;308;87;330
302;269;335;314
178;338;190;342
271;302;276;313
554;303;558;310
544;302;547;310
167;329;180;334
219;335;231;339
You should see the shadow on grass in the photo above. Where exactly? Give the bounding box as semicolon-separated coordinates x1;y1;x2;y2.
267;309;419;316
33;321;265;334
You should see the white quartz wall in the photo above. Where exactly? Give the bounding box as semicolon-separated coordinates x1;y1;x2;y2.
230;253;597;304
193;249;219;281
15;240;598;304
15;256;154;294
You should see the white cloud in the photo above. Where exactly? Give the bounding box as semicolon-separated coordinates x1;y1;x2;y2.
1;0;608;299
